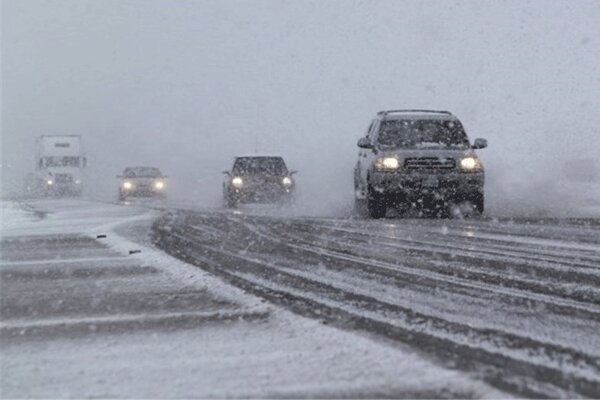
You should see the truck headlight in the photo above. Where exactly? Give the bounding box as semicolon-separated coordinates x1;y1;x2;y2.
374;156;400;171
459;156;482;171
154;180;165;190
122;181;133;189
231;177;243;188
282;177;293;186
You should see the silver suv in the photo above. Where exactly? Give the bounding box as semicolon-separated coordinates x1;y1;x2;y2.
354;110;487;218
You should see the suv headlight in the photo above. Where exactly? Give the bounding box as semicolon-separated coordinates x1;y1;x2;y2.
154;180;165;190
122;181;133;189
459;156;483;172
374;156;401;171
282;177;293;186
231;177;243;188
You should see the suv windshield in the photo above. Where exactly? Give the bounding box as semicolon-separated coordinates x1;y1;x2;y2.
233;157;288;175
378;119;470;149
123;167;162;178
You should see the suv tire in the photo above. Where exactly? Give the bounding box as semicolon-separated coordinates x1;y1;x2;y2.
471;192;484;214
353;198;367;217
225;196;238;209
367;188;386;218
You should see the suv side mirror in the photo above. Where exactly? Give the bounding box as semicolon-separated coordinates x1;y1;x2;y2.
357;137;373;149
222;171;230;176
472;138;488;149
116;175;123;178
290;170;298;175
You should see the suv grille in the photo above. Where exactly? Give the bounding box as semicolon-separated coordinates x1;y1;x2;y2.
54;174;74;184
404;157;455;170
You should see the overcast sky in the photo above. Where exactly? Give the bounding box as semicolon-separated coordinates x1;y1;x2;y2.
2;0;599;214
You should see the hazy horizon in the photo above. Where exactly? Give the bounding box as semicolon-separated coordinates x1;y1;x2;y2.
2;0;599;216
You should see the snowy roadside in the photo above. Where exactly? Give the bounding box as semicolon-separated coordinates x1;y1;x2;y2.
486;175;600;218
1;199;506;398
0;201;44;230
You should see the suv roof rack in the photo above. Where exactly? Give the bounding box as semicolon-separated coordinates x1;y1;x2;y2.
377;109;452;116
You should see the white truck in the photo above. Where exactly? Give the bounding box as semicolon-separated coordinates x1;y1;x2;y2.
26;135;87;197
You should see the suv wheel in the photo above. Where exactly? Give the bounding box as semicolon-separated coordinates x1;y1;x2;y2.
353;198;367;217
225;196;238;209
367;188;386;218
471;192;484;214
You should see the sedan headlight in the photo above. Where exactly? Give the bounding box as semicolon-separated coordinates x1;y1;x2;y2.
154;180;165;190
122;181;133;189
282;177;293;186
374;156;400;171
231;176;243;188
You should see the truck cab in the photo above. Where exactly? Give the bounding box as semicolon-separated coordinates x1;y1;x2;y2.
34;135;86;197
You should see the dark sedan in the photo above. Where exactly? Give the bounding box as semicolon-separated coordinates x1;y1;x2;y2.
223;156;296;208
117;166;167;201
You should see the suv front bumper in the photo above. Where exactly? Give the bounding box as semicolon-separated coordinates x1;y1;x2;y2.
368;170;484;201
120;187;166;198
226;185;293;203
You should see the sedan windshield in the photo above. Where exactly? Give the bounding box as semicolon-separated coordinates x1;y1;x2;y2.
378;119;470;149
233;157;288;175
123;167;162;178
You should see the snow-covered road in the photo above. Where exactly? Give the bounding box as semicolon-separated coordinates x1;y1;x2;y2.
0;200;503;398
153;207;600;397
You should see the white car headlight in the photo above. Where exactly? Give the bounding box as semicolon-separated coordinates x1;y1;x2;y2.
154;180;165;189
374;156;400;171
459;156;482;171
122;181;133;189
231;177;243;188
282;177;293;186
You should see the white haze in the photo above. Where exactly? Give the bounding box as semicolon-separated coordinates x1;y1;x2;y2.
2;0;599;216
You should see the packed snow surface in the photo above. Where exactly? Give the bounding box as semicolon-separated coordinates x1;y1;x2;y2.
0;200;503;398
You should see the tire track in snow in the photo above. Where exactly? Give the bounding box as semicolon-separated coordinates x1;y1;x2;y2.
152;211;600;397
